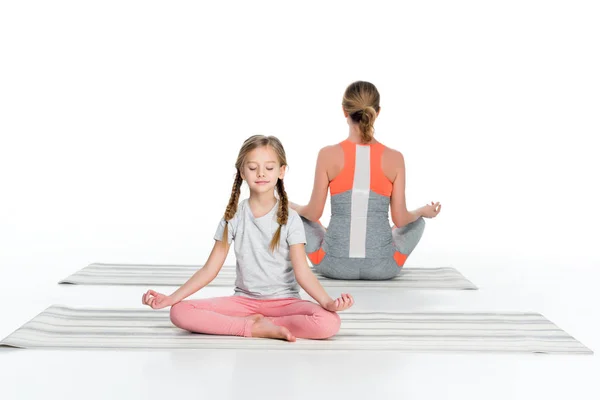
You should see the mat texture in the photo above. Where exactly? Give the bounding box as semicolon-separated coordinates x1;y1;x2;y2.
59;263;478;290
1;305;591;354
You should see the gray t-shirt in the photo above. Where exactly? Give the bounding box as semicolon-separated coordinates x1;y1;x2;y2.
214;198;307;299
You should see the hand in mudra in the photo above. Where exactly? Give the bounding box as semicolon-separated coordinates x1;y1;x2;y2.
421;201;441;218
324;293;354;312
142;289;175;309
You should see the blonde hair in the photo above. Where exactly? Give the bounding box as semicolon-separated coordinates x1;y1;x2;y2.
342;81;381;143
222;135;289;252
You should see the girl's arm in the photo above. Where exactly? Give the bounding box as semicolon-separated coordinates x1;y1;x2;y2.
169;240;230;304
168;240;230;303
289;147;331;222
289;243;353;311
143;237;232;309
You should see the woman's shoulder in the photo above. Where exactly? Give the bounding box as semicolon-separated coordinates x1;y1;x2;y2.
318;142;343;153
377;142;405;183
316;142;345;163
380;142;404;161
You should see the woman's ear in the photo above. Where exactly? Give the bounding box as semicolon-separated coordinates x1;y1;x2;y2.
342;105;348;118
376;107;381;116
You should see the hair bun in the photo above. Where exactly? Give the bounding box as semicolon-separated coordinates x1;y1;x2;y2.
342;81;380;143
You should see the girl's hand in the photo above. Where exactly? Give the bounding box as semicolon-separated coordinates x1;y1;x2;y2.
420;201;441;218
142;289;174;309
324;293;354;312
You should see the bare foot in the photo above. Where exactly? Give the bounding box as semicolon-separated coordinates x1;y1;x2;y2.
250;317;296;342
247;314;264;322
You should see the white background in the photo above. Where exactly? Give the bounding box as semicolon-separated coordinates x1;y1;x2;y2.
1;1;599;399
1;0;598;271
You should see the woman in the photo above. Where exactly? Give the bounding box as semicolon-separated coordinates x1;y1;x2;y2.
290;81;441;280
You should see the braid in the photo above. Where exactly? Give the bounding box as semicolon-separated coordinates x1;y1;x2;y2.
269;178;289;252
276;178;289;225
222;171;242;243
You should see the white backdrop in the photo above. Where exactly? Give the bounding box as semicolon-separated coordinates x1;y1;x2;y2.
1;0;598;284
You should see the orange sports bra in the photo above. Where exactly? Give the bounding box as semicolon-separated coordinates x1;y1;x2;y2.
329;139;393;197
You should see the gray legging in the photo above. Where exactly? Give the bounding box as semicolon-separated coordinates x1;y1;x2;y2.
302;217;426;280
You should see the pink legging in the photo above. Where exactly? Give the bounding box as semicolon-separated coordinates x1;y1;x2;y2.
169;296;341;339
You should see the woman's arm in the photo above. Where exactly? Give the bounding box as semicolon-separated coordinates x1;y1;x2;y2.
389;151;425;227
289;244;353;311
289;147;331;222
389;150;442;226
168;240;230;303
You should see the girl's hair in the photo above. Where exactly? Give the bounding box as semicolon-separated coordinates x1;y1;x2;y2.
342;81;381;143
222;135;289;252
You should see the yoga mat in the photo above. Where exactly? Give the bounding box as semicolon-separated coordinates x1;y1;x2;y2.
59;263;478;290
1;305;590;354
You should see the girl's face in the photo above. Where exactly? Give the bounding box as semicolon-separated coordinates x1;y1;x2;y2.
241;146;285;195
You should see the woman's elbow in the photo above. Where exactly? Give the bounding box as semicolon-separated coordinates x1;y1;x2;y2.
306;212;322;222
391;213;408;228
301;207;322;222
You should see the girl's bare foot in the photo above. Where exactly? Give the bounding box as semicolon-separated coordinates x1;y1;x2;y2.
250;317;296;342
247;314;264;322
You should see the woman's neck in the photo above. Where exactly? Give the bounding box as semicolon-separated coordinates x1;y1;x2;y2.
346;122;377;144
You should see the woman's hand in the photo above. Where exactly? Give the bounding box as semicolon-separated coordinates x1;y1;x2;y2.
324;293;354;312
142;289;175;309
420;201;442;218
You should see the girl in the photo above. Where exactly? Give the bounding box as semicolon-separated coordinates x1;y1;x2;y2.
142;135;353;342
290;81;442;280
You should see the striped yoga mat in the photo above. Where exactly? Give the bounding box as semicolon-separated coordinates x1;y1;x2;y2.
1;305;591;354
59;263;477;289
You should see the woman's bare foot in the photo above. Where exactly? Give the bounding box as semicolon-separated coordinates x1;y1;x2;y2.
250;317;296;342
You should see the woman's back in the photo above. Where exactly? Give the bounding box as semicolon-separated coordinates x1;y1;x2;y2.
289;80;437;280
324;139;396;259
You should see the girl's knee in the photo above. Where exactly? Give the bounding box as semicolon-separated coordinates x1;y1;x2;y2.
314;309;341;339
169;301;193;329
